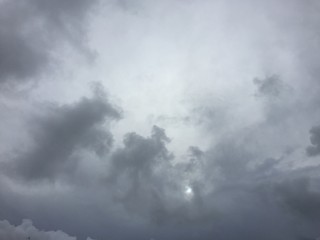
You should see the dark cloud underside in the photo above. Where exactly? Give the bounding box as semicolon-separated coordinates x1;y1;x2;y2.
5;89;120;182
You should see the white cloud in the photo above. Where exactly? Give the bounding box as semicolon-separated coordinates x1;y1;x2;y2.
0;219;80;240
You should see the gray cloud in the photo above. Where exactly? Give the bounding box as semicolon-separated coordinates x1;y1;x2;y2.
4;86;120;182
253;75;285;98
1;124;320;240
276;177;320;222
0;0;97;85
306;125;320;157
1;0;320;240
106;126;176;223
103;123;320;239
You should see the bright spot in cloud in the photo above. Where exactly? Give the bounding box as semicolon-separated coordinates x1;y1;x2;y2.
184;185;194;199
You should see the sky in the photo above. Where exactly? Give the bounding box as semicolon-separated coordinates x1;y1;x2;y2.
0;0;320;239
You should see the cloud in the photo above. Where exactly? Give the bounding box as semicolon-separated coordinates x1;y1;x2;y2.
276;177;320;222
0;219;95;240
0;0;98;85
4;85;121;182
306;125;320;157
1;0;320;240
106;126;176;222
1;124;320;240
253;75;285;98
104;122;320;239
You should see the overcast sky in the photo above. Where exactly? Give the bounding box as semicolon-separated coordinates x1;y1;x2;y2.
1;0;320;239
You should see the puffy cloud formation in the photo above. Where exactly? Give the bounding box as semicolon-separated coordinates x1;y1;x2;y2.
0;219;95;240
5;88;120;182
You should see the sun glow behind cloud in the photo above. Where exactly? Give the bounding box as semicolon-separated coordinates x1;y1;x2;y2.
184;185;194;200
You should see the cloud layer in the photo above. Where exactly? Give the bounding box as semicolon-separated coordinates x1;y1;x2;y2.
0;0;320;240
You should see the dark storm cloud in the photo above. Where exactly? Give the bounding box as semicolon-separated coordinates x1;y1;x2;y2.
173;142;320;240
106;126;176;223
5;87;120;182
1;124;320;240
105;128;320;239
98;122;320;239
306;125;320;157
0;0;97;85
276;177;320;222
